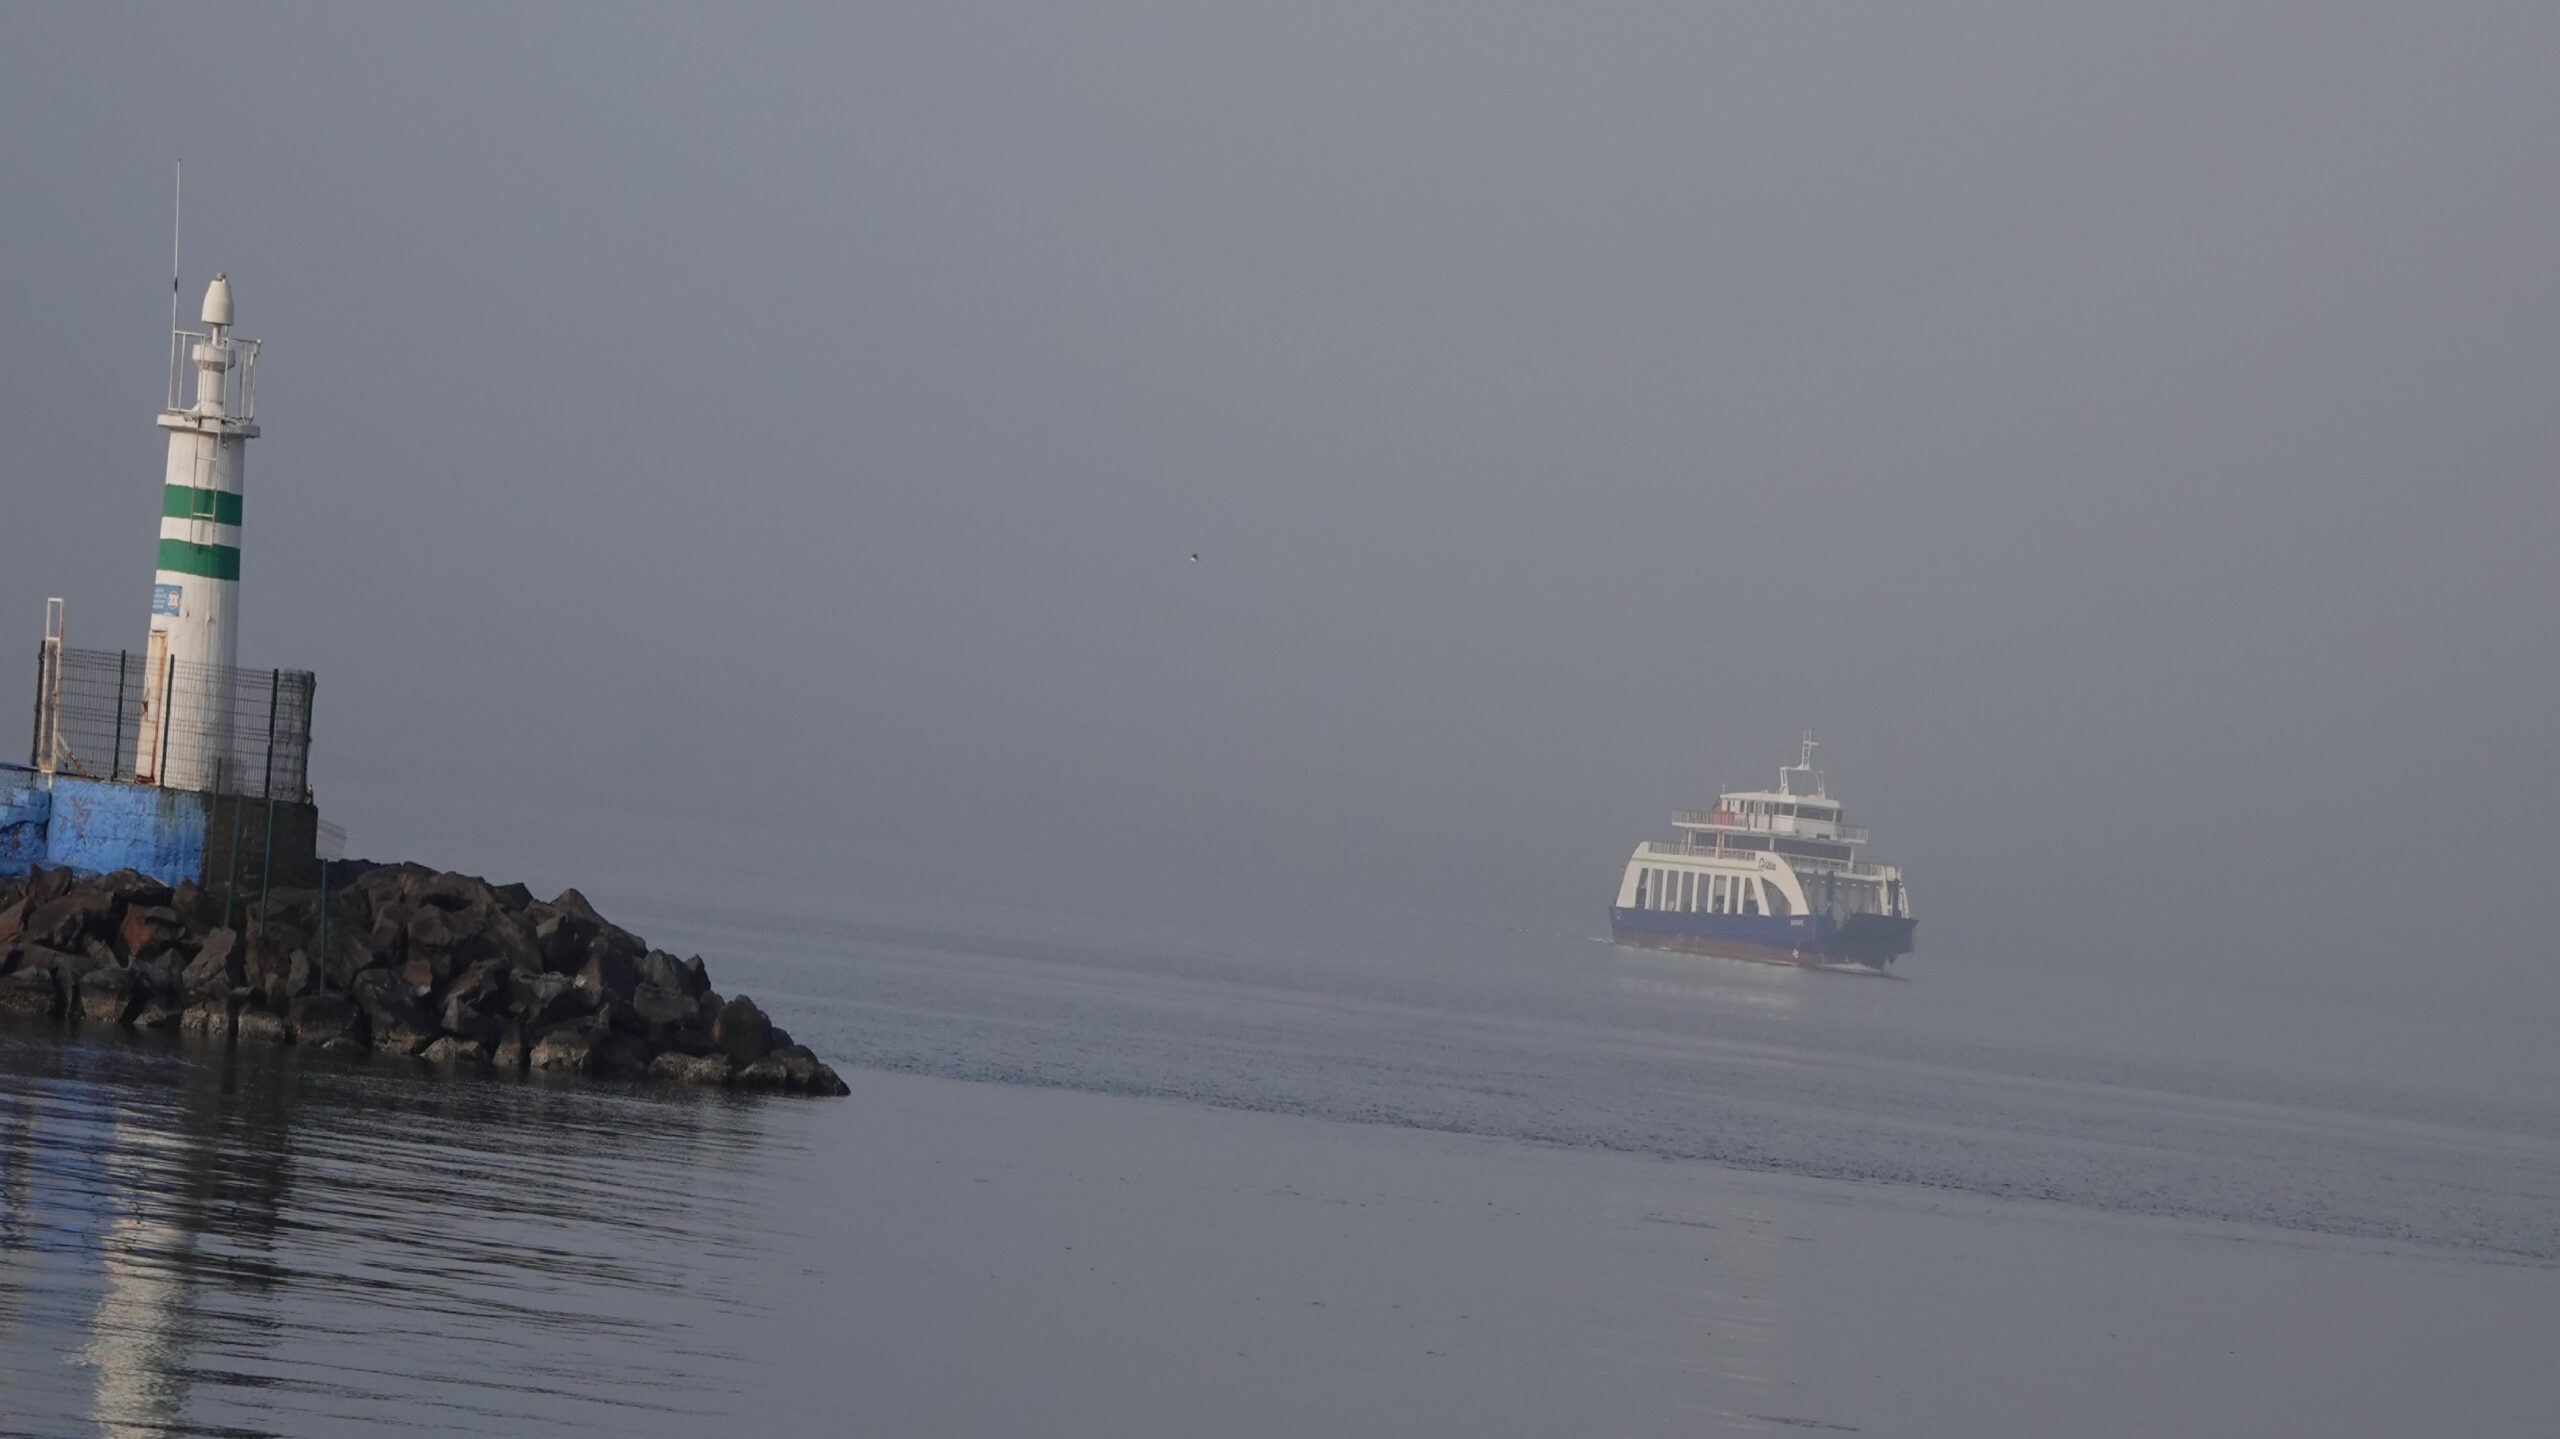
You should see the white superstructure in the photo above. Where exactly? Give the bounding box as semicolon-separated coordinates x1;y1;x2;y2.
136;273;260;791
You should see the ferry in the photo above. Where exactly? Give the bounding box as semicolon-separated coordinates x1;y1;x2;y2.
1609;734;1915;971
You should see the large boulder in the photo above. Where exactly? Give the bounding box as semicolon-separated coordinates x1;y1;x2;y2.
59;942;112;987
253;887;325;942
416;871;494;914
94;869;174;911
491;1023;529;1073
529;897;601;974
575;938;640;1000
365;902;413;966
25;891;112;951
182;929;244;999
351;968;438;1055
287;993;365;1050
648;1051;734;1086
527;1024;596;1074
551;886;605;926
447;957;510;1009
402;906;473;984
168;878;222;932
117;904;184;963
507;969;592;1031
286;948;321;1000
420;1035;491;1065
628;982;713;1054
317;926;378;993
440;990;511;1050
735;1045;852;1096
397;956;439;994
712;994;774;1067
234;1008;289;1046
637;950;714;1001
76;964;140;1026
0;962;61;1020
483;913;544;975
243;933;306;1005
181;996;237;1040
553;889;645;961
593;1032;655;1080
637;949;685;993
129;955;185;1004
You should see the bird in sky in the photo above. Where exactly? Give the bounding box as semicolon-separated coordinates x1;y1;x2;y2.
1189;553;1200;563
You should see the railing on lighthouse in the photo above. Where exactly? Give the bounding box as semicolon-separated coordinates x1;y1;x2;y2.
164;279;259;422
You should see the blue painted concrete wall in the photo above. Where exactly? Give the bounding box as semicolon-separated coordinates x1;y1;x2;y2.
0;766;303;888
41;777;208;884
0;765;50;876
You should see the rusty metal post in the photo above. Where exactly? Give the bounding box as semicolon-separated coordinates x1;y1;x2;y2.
155;653;177;787
317;857;330;994
221;758;244;932
32;601;65;775
257;672;281;936
108;651;126;778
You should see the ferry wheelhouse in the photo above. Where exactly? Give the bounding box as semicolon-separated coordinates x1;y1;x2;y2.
1609;734;1915;970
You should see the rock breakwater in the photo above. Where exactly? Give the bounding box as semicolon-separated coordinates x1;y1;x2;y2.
0;862;848;1095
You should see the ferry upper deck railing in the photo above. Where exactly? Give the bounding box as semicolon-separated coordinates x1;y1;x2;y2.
1634;840;1898;878
1672;809;1868;845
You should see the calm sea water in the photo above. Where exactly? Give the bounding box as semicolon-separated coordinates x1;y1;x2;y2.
4;874;2556;1435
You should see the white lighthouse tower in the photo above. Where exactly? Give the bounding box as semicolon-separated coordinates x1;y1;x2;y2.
135;272;260;790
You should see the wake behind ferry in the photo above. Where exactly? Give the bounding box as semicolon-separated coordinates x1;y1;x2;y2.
1609;734;1915;971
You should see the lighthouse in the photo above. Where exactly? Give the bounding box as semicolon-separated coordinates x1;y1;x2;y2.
135;273;260;791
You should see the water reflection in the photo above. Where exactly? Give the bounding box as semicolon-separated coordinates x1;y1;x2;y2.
0;1028;789;1438
1606;945;1810;1016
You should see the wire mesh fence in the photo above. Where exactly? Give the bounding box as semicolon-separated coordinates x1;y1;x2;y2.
29;643;314;800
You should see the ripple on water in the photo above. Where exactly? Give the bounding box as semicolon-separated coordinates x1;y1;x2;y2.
0;1028;798;1438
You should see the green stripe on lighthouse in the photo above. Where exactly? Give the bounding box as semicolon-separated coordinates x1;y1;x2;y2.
161;484;244;526
156;538;241;580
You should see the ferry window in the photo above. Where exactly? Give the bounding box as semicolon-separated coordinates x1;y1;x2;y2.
1633;872;1648;909
1709;874;1727;912
1679;872;1696;912
1742;881;1761;915
1766;884;1791;916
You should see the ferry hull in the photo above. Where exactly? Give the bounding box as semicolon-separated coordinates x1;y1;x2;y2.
1608;907;1915;971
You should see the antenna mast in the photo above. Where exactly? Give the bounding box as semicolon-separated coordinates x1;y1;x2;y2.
168;161;182;408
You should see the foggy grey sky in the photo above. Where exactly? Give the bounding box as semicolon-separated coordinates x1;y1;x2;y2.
4;6;2555;1023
